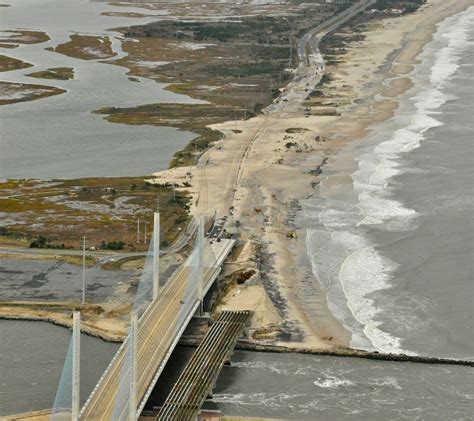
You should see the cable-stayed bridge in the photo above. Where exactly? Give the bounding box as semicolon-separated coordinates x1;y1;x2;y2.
51;214;235;420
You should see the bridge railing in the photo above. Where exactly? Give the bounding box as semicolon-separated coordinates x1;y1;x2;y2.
51;209;233;419
78;236;233;418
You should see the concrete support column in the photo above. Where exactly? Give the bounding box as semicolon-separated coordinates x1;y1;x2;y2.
81;237;86;305
72;311;81;421
198;216;204;315
153;212;160;301
129;312;138;421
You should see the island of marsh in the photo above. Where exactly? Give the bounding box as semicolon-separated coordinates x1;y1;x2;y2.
27;67;74;80
0;29;50;48
0;54;32;72
46;34;116;60
89;2;343;169
0;81;65;105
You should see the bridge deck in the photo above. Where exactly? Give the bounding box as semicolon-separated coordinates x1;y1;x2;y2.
156;310;251;421
79;239;234;419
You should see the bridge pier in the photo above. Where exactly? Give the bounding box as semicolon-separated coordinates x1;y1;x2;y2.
72;311;81;421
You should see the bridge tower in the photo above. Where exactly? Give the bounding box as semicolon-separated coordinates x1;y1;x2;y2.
198;216;205;315
153;211;160;301
81;237;86;305
72;311;81;421
129;312;138;421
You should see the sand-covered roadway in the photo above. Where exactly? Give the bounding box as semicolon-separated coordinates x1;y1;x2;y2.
188;0;377;350
153;0;474;352
268;0;376;115
195;0;376;218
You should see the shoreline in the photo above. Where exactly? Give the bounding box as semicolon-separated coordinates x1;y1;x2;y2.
192;0;474;351
2;3;474;419
301;0;474;351
3;0;471;351
0;309;125;343
3;315;472;367
1;0;470;352
285;0;474;349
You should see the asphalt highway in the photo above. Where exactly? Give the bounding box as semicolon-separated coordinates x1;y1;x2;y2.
78;239;234;419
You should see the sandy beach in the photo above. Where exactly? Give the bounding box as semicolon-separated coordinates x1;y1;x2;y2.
2;1;474;419
2;0;471;353
152;0;474;350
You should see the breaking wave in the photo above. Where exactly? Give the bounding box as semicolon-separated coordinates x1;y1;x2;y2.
305;7;474;354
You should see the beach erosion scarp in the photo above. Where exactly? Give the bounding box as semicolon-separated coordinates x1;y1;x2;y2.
2;1;474;419
152;0;474;352
2;0;472;363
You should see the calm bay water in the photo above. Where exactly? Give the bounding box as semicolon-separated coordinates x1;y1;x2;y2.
0;320;118;415
0;0;197;179
0;4;473;420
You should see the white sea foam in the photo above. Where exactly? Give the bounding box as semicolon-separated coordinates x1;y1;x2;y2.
305;7;474;355
342;8;474;351
232;360;290;375
373;377;402;390
339;246;406;353
354;8;474;231
313;375;355;389
430;9;473;86
210;392;305;407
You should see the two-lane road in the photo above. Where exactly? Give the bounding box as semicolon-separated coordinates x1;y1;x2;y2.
78;239;234;419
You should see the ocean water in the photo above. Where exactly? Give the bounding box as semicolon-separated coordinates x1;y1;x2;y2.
303;7;474;358
1;321;472;419
211;351;474;420
1;5;473;420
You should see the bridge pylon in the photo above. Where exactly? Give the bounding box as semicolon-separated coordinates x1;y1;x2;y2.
198;216;204;315
72;311;81;421
153;211;160;301
129;312;138;421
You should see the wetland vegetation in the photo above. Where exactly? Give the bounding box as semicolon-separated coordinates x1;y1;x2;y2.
26;67;75;80
0;177;191;251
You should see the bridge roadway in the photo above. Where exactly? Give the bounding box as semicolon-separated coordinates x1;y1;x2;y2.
79;239;235;419
157;310;251;420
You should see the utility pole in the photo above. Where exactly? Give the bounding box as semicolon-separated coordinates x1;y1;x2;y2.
129;312;138;421
72;311;81;421
153;212;160;301
198;216;204;315
143;220;147;244
82;236;86;305
136;218;140;244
